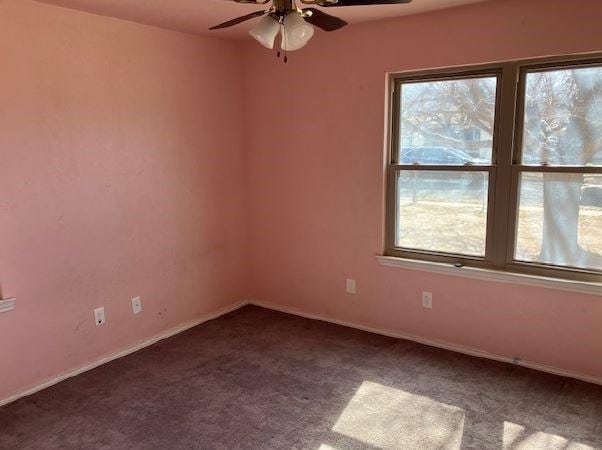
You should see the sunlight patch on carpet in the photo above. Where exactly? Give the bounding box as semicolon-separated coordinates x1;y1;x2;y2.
503;421;594;449
333;381;465;449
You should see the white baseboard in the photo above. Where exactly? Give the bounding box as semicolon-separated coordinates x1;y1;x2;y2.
0;300;249;408
3;298;599;408
249;299;602;386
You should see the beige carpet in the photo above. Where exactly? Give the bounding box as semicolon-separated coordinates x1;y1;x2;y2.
1;305;601;449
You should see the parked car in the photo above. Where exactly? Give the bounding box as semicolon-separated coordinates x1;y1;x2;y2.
581;185;602;207
400;146;485;165
399;147;486;190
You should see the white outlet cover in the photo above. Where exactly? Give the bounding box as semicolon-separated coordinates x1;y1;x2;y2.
131;296;142;314
94;307;106;326
422;292;433;309
0;298;16;314
346;278;357;295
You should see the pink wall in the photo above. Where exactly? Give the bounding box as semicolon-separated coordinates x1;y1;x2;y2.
1;0;601;404
243;0;602;379
0;0;247;401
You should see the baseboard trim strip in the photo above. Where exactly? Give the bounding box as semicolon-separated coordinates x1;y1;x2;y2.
3;298;599;408
249;300;602;386
0;300;249;408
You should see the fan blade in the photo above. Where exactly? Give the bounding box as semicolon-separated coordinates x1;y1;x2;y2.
209;10;266;30
319;0;412;6
303;8;348;31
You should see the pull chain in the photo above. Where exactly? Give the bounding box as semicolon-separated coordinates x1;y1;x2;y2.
276;50;287;63
281;21;288;64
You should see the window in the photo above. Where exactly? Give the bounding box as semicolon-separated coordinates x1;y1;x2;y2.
386;56;602;281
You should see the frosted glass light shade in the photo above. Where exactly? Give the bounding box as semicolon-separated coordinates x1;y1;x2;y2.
281;12;314;51
249;15;280;49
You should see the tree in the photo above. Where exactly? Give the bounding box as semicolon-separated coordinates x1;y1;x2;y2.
524;68;601;268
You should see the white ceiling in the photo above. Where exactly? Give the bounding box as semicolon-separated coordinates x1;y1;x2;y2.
35;0;492;38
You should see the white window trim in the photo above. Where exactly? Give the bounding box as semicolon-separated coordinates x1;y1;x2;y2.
376;256;602;296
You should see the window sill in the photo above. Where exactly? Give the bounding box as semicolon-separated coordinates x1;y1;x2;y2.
376;256;602;295
0;298;16;314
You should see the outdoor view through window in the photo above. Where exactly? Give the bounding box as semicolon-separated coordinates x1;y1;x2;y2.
397;76;495;256
515;66;601;271
389;59;601;279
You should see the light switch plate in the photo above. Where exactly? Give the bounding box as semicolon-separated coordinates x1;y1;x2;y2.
422;292;433;309
346;278;357;295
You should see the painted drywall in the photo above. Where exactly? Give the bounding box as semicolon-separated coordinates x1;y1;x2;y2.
0;0;247;401
243;0;602;379
1;0;601;405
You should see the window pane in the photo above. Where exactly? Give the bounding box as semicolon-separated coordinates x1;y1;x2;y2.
396;171;489;256
522;66;602;166
515;173;602;271
399;77;497;165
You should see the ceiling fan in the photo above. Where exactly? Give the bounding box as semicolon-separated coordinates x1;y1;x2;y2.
210;0;413;57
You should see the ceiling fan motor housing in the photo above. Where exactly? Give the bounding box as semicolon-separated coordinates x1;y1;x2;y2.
273;0;294;13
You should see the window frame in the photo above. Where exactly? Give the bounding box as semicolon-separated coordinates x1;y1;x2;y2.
385;54;602;282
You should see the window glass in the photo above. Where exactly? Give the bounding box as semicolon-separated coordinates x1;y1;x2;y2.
399;77;497;165
514;173;602;271
399;148;424;164
522;66;602;166
397;171;489;256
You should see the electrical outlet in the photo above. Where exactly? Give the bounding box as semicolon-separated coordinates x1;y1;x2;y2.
346;278;357;295
0;298;16;314
422;292;433;309
131;296;142;314
94;307;106;326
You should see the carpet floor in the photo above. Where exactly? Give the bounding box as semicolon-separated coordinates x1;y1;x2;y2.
1;305;601;449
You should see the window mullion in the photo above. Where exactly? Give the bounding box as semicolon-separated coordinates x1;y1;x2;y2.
385;165;398;251
490;63;520;268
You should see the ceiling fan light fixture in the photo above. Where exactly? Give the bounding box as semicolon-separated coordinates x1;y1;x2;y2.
210;0;414;55
281;11;315;52
249;15;280;49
